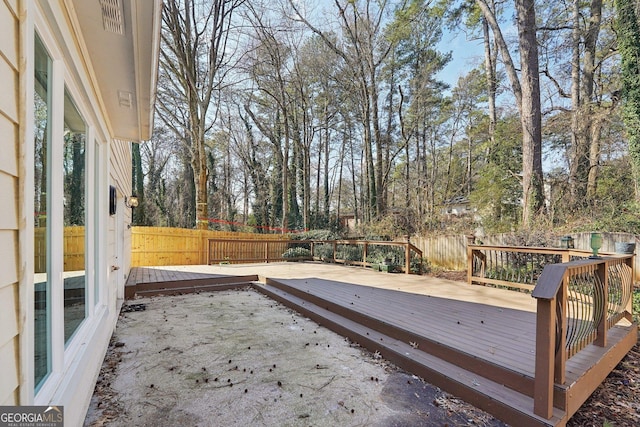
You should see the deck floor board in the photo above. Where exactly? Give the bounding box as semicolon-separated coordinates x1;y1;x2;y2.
274;277;540;376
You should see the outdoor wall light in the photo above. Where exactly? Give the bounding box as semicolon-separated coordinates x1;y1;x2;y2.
125;195;139;209
109;185;117;215
590;232;603;258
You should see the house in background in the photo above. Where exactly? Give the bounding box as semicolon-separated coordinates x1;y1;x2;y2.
440;196;474;218
1;1;161;425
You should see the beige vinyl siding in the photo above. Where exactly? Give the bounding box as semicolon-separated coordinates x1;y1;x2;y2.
111;139;133;273
0;0;20;406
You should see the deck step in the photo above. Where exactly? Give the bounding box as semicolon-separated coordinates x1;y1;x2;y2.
126;275;259;299
263;277;540;399
256;282;566;427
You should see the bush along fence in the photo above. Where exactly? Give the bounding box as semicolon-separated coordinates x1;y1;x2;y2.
207;238;425;274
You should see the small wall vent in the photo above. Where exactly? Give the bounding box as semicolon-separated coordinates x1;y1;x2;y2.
100;0;125;35
118;90;133;108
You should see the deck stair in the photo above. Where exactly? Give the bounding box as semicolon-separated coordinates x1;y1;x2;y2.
255;279;565;427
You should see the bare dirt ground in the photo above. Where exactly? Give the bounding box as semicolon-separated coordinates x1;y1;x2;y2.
84;289;508;427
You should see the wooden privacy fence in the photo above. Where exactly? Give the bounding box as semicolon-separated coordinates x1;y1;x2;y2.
131;227;287;267
410;234;469;270
531;255;635;419
207;239;424;274
35;226;85;273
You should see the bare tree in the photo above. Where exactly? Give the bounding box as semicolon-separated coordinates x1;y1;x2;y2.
156;0;245;229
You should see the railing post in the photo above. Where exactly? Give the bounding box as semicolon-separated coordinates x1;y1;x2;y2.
405;242;411;274
625;255;635;322
363;242;368;267
466;235;475;284
333;241;337;263
534;297;556;419
595;261;608;347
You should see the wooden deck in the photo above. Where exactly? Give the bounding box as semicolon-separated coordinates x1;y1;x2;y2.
124;263;637;426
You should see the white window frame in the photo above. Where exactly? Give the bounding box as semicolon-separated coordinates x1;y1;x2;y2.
27;2;109;405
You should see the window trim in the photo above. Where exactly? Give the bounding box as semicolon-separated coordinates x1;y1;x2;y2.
28;3;108;405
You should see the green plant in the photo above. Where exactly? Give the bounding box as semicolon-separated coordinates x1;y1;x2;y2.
410;255;429;274
335;245;363;262
314;244;334;261
289;229;340;240
281;247;312;259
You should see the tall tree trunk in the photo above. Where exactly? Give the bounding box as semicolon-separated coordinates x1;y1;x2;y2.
477;0;544;226
370;70;384;217
475;0;523;111
569;0;587;203
315;137;322;226
482;10;497;145
324;112;330;223
337;133;346;230
584;0;603;200
517;0;545;225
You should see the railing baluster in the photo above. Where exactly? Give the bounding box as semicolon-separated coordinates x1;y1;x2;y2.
595;262;607;347
554;278;567;384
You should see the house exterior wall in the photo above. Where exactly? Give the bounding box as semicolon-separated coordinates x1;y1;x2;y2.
0;1;148;425
110;139;134;297
0;0;21;406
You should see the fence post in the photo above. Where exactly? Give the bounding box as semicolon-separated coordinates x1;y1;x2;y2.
265;241;269;263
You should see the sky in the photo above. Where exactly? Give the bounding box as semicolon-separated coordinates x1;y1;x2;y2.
436;29;485;89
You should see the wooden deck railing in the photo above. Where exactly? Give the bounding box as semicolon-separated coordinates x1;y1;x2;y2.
467;244;596;291
531;255;635;418
207;239;424;274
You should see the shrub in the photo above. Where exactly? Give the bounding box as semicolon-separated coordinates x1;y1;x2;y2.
290;229;340;241
335;245;363;262
282;247;312;259
314;244;334;262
